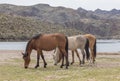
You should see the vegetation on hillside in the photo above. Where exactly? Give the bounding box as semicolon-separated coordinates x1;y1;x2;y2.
0;4;120;40
0;14;81;41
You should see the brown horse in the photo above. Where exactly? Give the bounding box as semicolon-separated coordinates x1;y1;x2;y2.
84;34;96;63
22;33;69;69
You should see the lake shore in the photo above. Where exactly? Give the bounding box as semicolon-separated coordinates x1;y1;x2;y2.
0;50;120;62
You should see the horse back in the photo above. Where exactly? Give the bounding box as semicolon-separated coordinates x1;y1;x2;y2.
76;35;86;49
84;34;96;48
68;37;78;50
33;33;66;51
53;33;67;48
68;35;86;49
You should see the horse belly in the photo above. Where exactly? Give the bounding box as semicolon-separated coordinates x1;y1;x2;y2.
69;44;76;50
41;41;57;51
76;40;86;49
68;39;77;50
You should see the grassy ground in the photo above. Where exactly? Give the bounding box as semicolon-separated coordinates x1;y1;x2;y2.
0;51;120;81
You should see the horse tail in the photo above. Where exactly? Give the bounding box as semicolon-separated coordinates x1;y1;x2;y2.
65;36;69;66
65;36;68;54
85;38;90;60
93;39;97;58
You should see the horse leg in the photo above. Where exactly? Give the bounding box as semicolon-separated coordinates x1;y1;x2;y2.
65;52;69;69
60;53;64;68
90;48;95;64
75;50;82;65
41;51;47;68
62;49;69;69
81;50;85;64
35;51;40;68
71;50;74;65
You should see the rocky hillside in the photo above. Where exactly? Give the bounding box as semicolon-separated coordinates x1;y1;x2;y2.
94;9;120;19
0;4;120;40
0;14;81;41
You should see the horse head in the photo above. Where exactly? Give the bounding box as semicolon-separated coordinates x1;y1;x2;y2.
52;47;62;65
52;54;58;65
22;52;30;69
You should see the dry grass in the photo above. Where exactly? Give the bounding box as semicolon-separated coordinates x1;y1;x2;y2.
0;50;120;81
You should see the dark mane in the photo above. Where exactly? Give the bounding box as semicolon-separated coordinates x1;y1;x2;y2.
25;39;32;54
25;34;42;53
32;34;42;39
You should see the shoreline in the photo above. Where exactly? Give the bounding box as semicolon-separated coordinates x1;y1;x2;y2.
0;50;120;68
0;50;119;55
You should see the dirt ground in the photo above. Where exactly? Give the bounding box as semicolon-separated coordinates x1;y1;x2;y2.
0;50;120;68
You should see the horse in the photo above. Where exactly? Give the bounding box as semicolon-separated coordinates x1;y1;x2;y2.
53;35;90;65
84;34;96;64
69;34;97;64
22;33;69;69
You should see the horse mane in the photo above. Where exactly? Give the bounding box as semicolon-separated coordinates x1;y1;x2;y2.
32;34;42;39
25;34;42;54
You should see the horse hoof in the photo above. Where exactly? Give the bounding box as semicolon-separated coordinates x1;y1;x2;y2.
60;66;63;68
45;63;47;65
54;63;57;66
80;61;82;65
93;60;95;64
71;62;74;65
68;62;69;66
81;61;85;64
35;67;38;68
67;63;69;66
35;65;39;68
66;66;68;69
44;65;46;68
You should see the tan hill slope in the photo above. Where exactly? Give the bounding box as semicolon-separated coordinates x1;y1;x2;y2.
0;4;120;39
0;14;81;41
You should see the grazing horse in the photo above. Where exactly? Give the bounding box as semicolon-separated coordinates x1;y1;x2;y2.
22;33;69;69
53;35;90;65
70;34;97;64
84;34;96;64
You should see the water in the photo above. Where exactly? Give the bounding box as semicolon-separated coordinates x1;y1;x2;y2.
0;40;120;52
97;40;120;52
0;42;27;50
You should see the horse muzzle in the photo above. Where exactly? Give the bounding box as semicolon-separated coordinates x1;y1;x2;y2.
54;63;57;66
25;66;28;69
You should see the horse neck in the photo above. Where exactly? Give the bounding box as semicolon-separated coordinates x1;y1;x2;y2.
25;40;33;57
25;48;32;57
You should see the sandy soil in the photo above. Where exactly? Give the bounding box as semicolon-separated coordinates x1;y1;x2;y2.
0;50;120;68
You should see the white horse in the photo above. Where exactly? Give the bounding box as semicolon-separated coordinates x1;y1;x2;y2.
53;35;90;65
70;34;97;64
